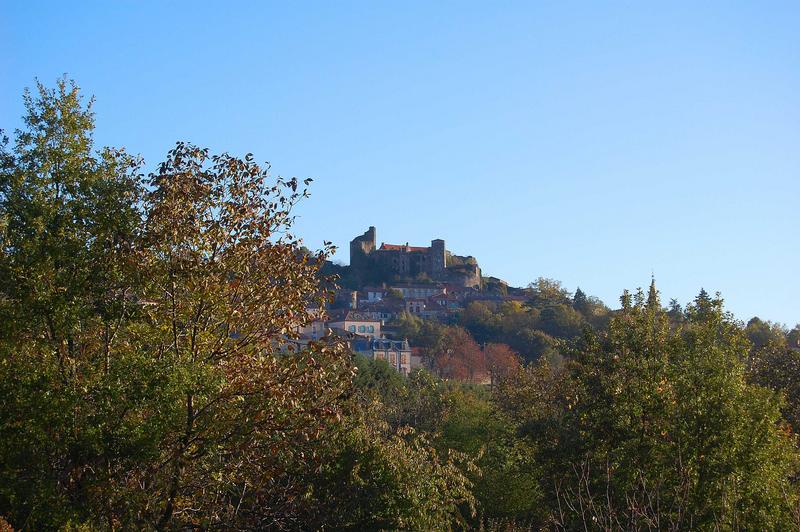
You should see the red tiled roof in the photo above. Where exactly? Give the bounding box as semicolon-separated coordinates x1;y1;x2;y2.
379;243;429;252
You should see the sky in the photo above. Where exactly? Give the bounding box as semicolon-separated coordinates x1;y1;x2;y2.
2;1;798;325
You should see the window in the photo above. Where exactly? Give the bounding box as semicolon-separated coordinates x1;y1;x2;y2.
401;354;408;365
358;325;366;333
368;325;375;333
348;325;356;332
390;353;397;365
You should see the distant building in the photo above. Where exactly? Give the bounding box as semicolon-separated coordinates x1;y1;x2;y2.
362;286;389;302
328;310;382;339
390;283;444;299
349;226;481;289
357;299;404;321
352;337;412;375
291;308;416;375
429;291;462;310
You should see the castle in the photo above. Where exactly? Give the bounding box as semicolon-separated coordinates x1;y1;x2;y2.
349;226;481;288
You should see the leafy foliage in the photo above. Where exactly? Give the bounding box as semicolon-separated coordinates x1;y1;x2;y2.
500;284;799;529
0;79;469;530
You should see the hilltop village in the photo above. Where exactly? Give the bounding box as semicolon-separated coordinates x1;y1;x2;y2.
299;226;529;375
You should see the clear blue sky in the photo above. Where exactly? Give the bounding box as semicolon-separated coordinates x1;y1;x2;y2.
2;1;798;325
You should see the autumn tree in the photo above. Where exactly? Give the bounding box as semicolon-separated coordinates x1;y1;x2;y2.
133;142;356;529
484;343;521;387
432;326;486;382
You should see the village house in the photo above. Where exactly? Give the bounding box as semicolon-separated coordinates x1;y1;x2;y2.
327;310;382;339
357;299;404;321
352;337;412;374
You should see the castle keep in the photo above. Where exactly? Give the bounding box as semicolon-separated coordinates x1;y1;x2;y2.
349;226;481;288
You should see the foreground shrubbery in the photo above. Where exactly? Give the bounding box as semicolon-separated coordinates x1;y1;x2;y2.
1;79;798;530
0;79;472;530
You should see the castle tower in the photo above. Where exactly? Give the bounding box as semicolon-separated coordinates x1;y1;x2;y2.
350;226;376;268
430;239;446;274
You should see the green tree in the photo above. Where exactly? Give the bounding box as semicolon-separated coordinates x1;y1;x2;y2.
749;344;800;432
788;324;800;349
526;277;571;309
572;286;589;314
535;304;584;339
438;387;544;527
509;285;799;529
386;287;405;300
353;354;406;403
0;77;143;369
0;78;146;528
392;310;447;352
668;297;685;324
460;301;501;344
295;390;476;530
746;316;788;351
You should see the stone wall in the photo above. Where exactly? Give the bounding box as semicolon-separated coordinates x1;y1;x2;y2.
348;227;480;289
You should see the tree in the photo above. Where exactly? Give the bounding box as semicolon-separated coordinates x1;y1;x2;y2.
484;343;521;387
438;387;543;527
535;304;584;339
0;80;354;529
297;392;476;530
746;317;787;351
432;326;486;382
788;325;800;349
749;344;800;432
122;142;354;528
460;301;501;344
0;78;147;528
668;297;685;324
508;328;560;365
386;287;404;300
526;277;571;309
508;284;799;529
0;77;143;369
572;287;588;314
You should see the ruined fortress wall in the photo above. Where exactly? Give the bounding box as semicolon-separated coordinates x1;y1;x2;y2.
349;227;480;288
349;226;376;268
430;239;446;275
